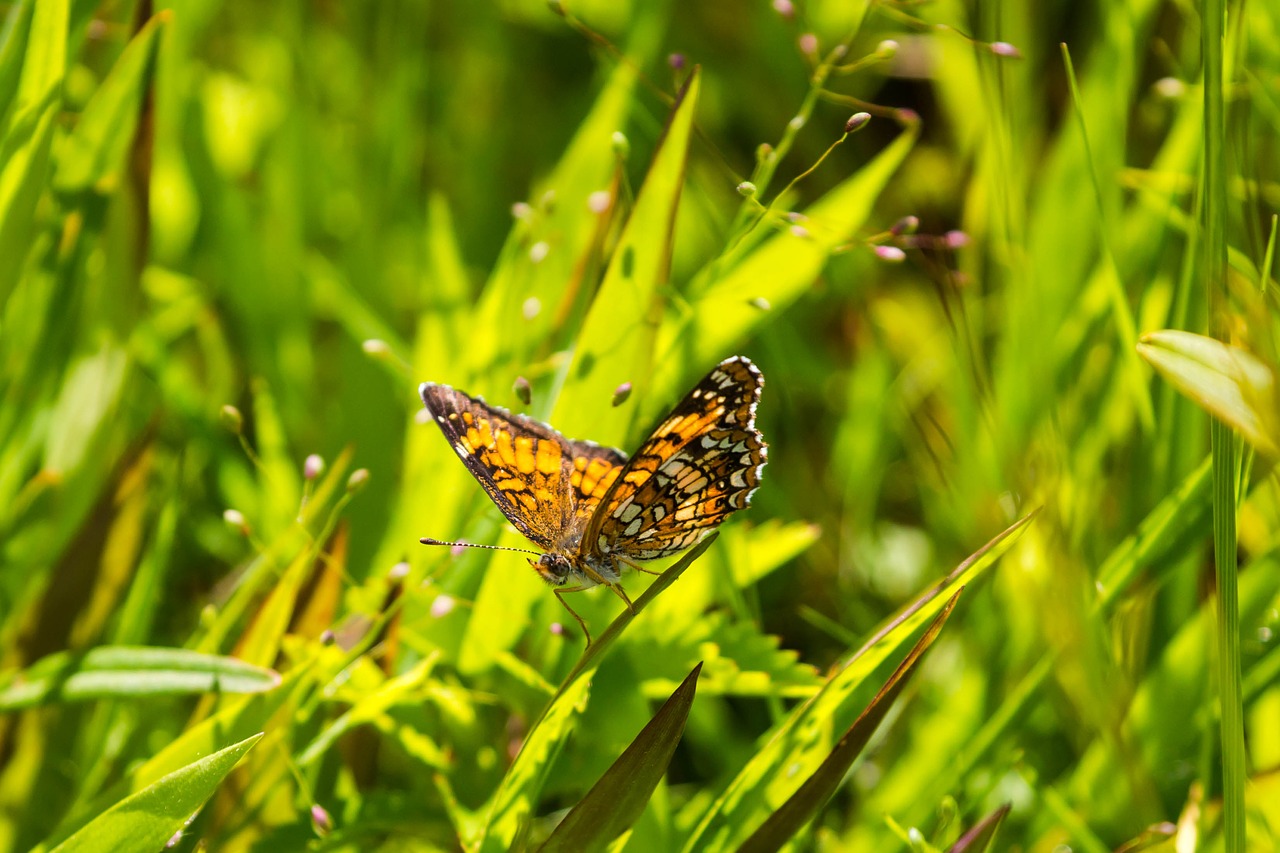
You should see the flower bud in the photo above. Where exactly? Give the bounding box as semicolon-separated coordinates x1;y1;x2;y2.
220;404;243;434
513;376;532;405
844;112;872;134
311;804;333;836
346;468;370;493
611;131;630;159
890;215;919;236
304;454;324;480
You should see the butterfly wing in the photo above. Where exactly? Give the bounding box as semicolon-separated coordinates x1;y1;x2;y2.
419;383;575;550
564;440;629;523
582;356;767;560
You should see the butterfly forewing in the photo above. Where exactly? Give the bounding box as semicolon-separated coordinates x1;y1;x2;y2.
583;357;767;560
419;383;574;550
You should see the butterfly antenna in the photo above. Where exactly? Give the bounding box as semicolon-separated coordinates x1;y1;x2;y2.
419;537;542;557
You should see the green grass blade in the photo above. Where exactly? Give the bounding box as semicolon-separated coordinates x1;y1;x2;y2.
1201;0;1247;842
1059;43;1152;431
477;535;717;853
538;662;702;853
47;733;262;853
737;593;961;853
0;0;34;123
681;512;1035;852
0;0;64;304
463;53;644;384
52;12;166;194
0;646;280;710
551;68;701;445
477;675;592;852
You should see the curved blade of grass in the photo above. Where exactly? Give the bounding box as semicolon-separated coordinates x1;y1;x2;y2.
538;662;703;853
1137;329;1279;457
47;733;262;853
737;593;960;853
464;37;648;382
53;11;166;194
297;654;439;767
947;803;1011;853
0;0;65;304
681;512;1035;852
0;0;34;122
1059;44;1153;432
0;646;280;710
47;663;310;844
476;534;716;853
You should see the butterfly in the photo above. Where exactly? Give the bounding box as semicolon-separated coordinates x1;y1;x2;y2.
418;356;766;643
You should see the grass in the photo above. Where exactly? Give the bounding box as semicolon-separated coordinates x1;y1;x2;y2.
2;0;1280;850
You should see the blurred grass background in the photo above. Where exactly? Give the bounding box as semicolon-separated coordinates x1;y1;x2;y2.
2;0;1280;850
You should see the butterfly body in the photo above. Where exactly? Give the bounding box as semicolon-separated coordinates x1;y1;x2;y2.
419;356;767;638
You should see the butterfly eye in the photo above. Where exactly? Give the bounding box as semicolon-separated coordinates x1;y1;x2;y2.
531;554;572;585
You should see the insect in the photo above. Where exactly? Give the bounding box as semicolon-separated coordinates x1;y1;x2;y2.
418;356;767;643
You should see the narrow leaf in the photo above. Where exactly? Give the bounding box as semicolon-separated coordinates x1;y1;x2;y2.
539;662;703;853
737;593;961;852
49;733;262;853
552;68;701;445
0;646;280;710
54;12;167;193
681;512;1035;852
477;535;717;853
948;803;1012;853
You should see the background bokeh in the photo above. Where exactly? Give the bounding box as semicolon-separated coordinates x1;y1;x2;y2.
2;0;1280;850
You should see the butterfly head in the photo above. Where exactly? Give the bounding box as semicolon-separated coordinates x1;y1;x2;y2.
532;553;573;586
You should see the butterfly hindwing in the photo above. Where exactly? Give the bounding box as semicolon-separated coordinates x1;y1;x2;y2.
565;440;629;523
583;357;767;560
419;383;573;550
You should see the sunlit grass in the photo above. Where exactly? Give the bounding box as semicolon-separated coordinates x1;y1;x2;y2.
2;0;1279;850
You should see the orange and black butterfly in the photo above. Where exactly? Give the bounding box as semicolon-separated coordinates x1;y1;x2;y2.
418;356;766;641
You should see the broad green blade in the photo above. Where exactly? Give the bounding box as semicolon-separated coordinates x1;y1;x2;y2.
736;594;959;852
53;12;166;193
681;512;1034;852
1138;329;1279;457
0;0;65;304
0;646;279;710
47;733;262;853
538;662;702;853
476;535;717;853
52;663;311;842
551;69;701;446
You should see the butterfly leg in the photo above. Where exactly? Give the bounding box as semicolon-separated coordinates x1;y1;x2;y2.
553;586;594;646
606;582;636;614
616;555;662;577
